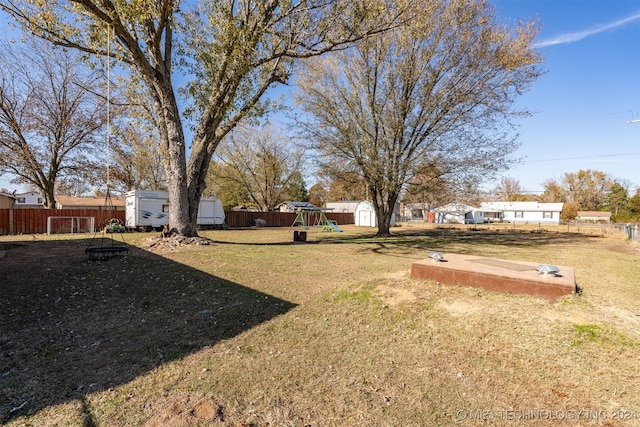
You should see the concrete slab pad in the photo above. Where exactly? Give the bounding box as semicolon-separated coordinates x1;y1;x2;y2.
411;253;576;301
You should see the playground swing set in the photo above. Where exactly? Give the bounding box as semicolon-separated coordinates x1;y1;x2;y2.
289;207;343;234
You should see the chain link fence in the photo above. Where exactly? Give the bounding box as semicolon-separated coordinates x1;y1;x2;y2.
619;223;640;243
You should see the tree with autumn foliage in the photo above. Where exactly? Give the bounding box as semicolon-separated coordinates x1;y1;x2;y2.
542;170;612;211
296;0;543;236
1;0;403;236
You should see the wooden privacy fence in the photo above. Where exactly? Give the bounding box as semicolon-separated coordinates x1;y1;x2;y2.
0;209;126;235
0;208;354;235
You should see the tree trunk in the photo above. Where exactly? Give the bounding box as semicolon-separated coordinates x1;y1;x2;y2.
372;196;393;237
372;188;398;237
376;213;391;237
42;182;56;208
159;88;196;236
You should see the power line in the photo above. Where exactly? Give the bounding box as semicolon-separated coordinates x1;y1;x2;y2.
524;152;640;163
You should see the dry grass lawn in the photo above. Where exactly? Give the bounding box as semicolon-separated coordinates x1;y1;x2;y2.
1;223;639;426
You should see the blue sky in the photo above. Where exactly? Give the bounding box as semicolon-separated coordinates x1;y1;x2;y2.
2;1;639;196
490;0;640;194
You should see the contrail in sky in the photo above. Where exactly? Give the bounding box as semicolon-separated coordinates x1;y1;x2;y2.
534;11;640;48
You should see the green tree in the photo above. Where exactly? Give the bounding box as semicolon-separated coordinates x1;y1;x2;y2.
282;172;309;202
296;0;542;236
625;189;640;222
1;0;402;235
604;181;629;221
205;161;252;210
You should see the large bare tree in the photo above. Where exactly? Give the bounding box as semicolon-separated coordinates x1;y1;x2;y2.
493;176;526;201
0;0;403;235
210;125;305;212
0;39;106;207
296;0;543;236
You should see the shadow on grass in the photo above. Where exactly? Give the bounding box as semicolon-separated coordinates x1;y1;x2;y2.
347;227;601;257
0;238;296;422
207;226;600;258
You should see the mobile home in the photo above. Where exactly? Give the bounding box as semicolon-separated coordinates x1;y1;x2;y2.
125;190;225;230
479;201;564;225
433;203;483;224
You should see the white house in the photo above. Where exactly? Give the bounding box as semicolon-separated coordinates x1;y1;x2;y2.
432;202;484;224
354;200;398;227
14;191;43;207
480;201;564;225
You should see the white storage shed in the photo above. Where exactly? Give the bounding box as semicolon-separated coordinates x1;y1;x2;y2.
354;200;396;227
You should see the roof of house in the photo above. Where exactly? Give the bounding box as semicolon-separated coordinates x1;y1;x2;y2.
0;192;16;200
480;201;564;212
433;202;478;213
577;211;611;217
55;195;125;208
279;201;320;210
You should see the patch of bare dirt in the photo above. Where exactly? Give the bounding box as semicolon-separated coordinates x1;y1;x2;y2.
373;271;420;306
142;235;214;253
375;284;417;306
143;392;225;427
437;299;486;317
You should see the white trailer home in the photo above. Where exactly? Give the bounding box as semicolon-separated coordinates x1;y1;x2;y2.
433;203;484;224
479;201;564;225
125;190;225;230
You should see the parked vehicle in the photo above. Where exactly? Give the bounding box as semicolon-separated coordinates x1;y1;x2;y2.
125;190;225;230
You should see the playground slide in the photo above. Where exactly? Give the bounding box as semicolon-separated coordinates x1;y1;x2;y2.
328;221;343;232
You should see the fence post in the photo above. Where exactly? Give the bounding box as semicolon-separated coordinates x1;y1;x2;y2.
9;206;14;235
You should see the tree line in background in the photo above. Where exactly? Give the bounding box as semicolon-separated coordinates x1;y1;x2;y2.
0;37;635;222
